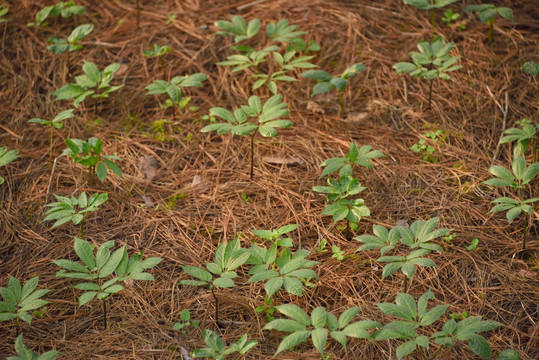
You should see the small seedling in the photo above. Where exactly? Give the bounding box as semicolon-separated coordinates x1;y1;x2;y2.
214;15;260;43
393;36;461;107
313;175;370;238
28;109;75;168
410;130;445;162
464;4;513;44
0;276;50;336
173;309;200;333
47;24;93;71
61;137;123;183
317;238;329;253
264;304;380;357
178;237;250;323
403;0;460;29
0;147;19;185
144;73;207;121
193;330;258;359
143;44;171;75
521;61;538;76
53;62;123;107
8;334;60;360
0;4;9;24
441;9;465;30
331;245;345;261
499;118;537;160
466;238;479;251
166;14;177;24
43;192;108;238
321;143;385;177
201;94;292;180
302;63;366;115
54;237;162;329
28;1;85;27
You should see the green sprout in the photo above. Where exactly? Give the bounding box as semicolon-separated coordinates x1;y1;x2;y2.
464;4;513;44
173;309;199;333
143;44;171;75
403;0;460;29
393;36;461;108
302;63;366;115
7;334;60;360
28;1;85;27
43;192;108;238
47;24;93;71
28;109;75;169
499;118;537;161
320;142;385;177
441;10;465;30
0;147;19;185
521;61;538;76
0;4;9;24
193;330;258;360
54;237;162;329
201;94;292;180
410;130;445;162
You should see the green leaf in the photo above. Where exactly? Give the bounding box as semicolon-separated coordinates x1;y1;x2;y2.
99;246;125;277
311;328;328;355
213;277;235;288
263;319;306;332
498;349;521;360
275;304;311;326
396;340;417;359
301;70;332;81
20;276;39;302
311;307;327;328
420;305;449;326
182;266;212;282
273;330;311;355
74;237;95;269
338;307;361;328
467;334;492;359
78;291;97;306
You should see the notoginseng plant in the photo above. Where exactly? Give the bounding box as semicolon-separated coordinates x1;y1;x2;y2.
464;4;513;44
8;334;60;360
521;61;538;76
47;24;93;71
144;73;207;121
28;1;85;27
201;94;292;180
0;276;50;336
61;137;123;183
263;304;381;357
355;217;450;292
193;330;258;360
178;237;250;323
482;156;539;249
43;192;108;238
28;109;75;168
214;15;260;43
410;130;446;163
173;309;200;333
374;290;502;360
0;147;19;185
320;142;385;177
302;63;366;115
54;237;162;329
313;175;370;238
393;35;461;108
403;0;460;29
499;118;537;161
53;62;123;108
143;44;171;76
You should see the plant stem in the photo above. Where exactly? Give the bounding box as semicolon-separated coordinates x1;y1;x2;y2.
338;91;344;116
210;287;219;323
250;131;256;180
102;298;107;329
49;125;54;169
345;221;351;240
428;346;445;360
172;103;176;121
488;19;494;44
80;214;87;239
159;56;166;78
403;275;409;293
15;318;19;337
428;79;433;108
522;215;529;250
431;12;436;33
136;0;140;28
66;51;71;76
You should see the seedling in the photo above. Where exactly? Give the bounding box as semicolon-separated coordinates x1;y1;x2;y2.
61;137;123;183
43;192;108;238
464;4;513;44
264;304;381;356
173;309;200;333
193;330;258;359
286;37;321;53
521;61;538;76
214;15;260;43
356;218;449;292
28;109;75;168
166;14;177;25
54;237;162;328
0;4;9;24
393;36;461;107
302;63;366;115
403;0;460;29
498;349;521;360
144;73;207;121
466;238;479;251
410;130;445;162
143;44;171;75
178;237;250;323
53;62;123;107
47;24;93;71
0;276;50;336
313;175;370;238
201;94;292;180
320;143;385;177
8;334;60;360
331;245;345;261
499;118;537;160
375;290;501;359
266;19;306;43
28;1;85;27
0;147;19;185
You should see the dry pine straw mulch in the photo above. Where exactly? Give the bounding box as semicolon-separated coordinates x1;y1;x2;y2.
0;0;538;359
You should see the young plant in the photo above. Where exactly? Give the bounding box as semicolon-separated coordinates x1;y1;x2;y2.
47;24;93;71
263;304;381;357
28;109;75;168
355;218;449;292
521;61;538;76
143;44;171;75
201;94;292;180
173;309;200;333
483;156;539;249
499;118;537;160
375;290;501;359
0;276;50;335
313;175;370;238
54;237;162;329
441;10;461;28
43;192;108;238
178;237;250;323
193;330;258;360
302;63;366;115
403;0;460;29
0;4;9;24
144;73;207;121
320;143;385;177
464;4;513;44
214;15;260;43
0;147;19;185
393;35;461;107
7;334;60;360
410;130;445;162
28;1;85;27
266;19;307;43
53;62;123;107
61;137;123;183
